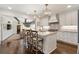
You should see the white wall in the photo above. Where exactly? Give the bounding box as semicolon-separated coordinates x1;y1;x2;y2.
0;16;18;42
0;8;27;44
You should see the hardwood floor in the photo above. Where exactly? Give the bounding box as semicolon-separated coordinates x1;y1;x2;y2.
51;40;78;54
0;34;20;54
0;34;78;54
24;40;78;54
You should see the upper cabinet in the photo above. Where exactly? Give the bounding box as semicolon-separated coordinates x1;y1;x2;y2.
59;10;78;26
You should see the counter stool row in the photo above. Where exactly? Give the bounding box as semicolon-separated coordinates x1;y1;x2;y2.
20;29;43;54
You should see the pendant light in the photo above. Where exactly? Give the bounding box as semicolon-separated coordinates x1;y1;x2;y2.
43;4;52;15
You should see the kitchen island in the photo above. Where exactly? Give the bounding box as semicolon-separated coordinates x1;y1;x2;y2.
38;31;57;54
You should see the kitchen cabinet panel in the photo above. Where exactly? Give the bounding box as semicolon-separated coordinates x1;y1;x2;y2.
59;10;78;26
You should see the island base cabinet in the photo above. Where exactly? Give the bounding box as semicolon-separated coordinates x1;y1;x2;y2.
43;33;57;54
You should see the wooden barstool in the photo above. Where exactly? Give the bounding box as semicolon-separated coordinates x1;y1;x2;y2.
26;30;32;53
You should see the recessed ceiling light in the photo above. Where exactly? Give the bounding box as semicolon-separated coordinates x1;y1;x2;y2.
8;7;12;10
67;5;72;8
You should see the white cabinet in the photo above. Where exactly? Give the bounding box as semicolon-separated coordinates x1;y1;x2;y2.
43;33;57;53
0;16;18;41
58;10;78;45
57;31;78;44
39;32;57;54
66;11;78;25
57;26;78;45
59;10;78;26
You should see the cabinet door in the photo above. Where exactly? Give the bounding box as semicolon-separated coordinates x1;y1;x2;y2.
59;14;66;26
59;11;78;26
70;11;78;25
65;13;72;25
43;34;57;53
66;11;78;25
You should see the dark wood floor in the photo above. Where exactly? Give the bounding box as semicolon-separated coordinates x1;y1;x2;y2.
0;39;78;54
24;40;78;54
51;40;78;54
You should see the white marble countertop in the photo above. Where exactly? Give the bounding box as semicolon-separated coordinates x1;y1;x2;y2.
38;31;57;37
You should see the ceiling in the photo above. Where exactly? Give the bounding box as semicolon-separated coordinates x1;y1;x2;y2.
0;4;79;15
